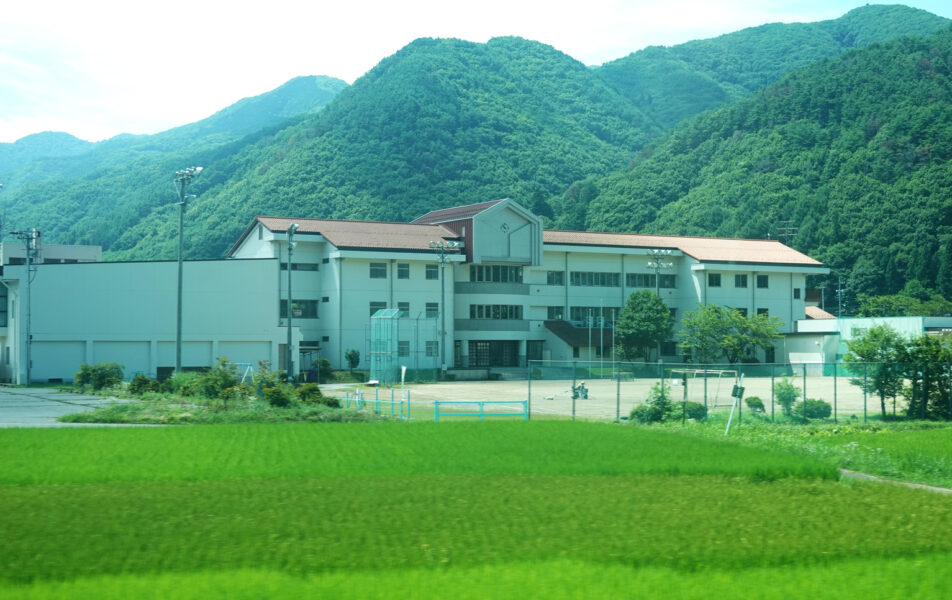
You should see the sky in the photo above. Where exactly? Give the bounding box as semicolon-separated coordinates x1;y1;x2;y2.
2;1;952;144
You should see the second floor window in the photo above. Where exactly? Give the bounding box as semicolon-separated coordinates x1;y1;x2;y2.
369;263;387;279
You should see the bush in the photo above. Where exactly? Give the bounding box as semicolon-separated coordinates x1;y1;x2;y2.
170;372;201;397
670;401;708;421
75;362;124;390
795;398;833;420
745;396;765;413
195;358;239;399
773;378;802;416
128;374;160;395
262;386;292;408
296;383;322;403
630;404;664;424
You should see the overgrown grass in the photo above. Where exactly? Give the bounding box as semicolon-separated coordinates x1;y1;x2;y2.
675;420;952;488
0;421;837;484
6;555;952;600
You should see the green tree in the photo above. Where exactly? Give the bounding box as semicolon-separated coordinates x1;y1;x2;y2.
842;324;908;419
344;349;360;373
773;377;801;417
677;304;783;364
903;335;952;420
614;290;674;361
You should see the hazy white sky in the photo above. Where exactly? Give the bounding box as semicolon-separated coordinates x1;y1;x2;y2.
2;1;951;143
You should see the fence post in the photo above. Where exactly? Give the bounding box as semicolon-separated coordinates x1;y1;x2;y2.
833;362;838;424
863;364;868;424
802;363;807;422
527;363;532;421
434;401;440;423
616;367;621;422
770;367;775;423
407;390;411;421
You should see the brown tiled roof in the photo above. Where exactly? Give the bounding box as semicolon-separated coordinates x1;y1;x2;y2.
411;199;505;224
254;217;461;252
805;306;836;319
544;230;823;266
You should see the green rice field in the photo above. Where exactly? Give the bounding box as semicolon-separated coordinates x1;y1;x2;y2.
2;422;952;598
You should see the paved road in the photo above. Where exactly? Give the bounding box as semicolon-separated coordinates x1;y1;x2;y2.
0;386;121;427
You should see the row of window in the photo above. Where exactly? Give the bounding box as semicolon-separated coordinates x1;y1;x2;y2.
396;340;439;357
470;265;523;283
709;273;769;289
370;262;440;280
469;304;523;320
549;270;677;289
370;301;440;317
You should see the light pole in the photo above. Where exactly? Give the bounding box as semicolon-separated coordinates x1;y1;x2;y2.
428;240;461;375
11;228;39;385
286;223;299;383
647;248;674;361
174;166;202;374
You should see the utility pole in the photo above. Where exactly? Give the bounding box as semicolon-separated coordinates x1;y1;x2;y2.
428;240;461;375
647;248;674;360
11;228;40;385
286;223;299;382
174;166;203;374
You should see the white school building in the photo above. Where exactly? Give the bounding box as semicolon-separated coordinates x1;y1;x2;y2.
0;199;828;383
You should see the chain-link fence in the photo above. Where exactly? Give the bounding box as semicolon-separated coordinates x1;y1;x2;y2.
526;360;952;423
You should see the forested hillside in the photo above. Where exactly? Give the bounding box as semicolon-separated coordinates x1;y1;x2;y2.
595;4;950;128
100;37;659;259
582;27;952;302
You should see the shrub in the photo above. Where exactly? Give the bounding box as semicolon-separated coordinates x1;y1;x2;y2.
670;401;708;421
262;386;291;408
318;396;341;408
745;396;765;413
170;372;201;397
773;378;801;416
75;362;124;390
630;404;664;424
296;383;323;403
128;374;160;395
795;398;833;420
195;358;239;399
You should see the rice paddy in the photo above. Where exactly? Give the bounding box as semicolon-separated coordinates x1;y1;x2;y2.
2;421;951;598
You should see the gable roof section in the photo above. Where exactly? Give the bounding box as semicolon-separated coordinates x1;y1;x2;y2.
411;199;505;224
543;230;823;267
229;217;461;254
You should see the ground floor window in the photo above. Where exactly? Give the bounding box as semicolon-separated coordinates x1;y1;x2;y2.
468;340;519;367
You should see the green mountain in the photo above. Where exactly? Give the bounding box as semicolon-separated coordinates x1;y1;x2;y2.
596;4;950;129
583;25;952;300
97;36;660;259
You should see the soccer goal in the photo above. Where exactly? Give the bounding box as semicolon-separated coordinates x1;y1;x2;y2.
667;369;738;408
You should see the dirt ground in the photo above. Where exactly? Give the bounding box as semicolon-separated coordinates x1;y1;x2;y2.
344;374;886;421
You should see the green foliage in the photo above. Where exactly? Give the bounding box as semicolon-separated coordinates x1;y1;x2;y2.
194;358;240;400
344;349;360;372
295;382;322;403
614;290;674;361
128;374;160;395
677;304;782;364
74;362;124;390
745;396;766;413
169;372;201;397
795;398;833;420
669;401;709;421
262;386;292;408
843;325;909;419
630;383;673;423
773;378;802;416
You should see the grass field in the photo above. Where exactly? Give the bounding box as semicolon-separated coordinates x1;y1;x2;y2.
3;422;952;598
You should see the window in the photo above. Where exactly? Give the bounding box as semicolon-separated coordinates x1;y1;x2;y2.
397;301;410;313
757;308;769;316
572;347;580;358
570;271;620;287
570;306;615;324
547;306;564;320
708;273;721;287
281;262;319;271
659;274;677;288
369;262;387;279
0;285;6;327
626;273;655;288
322;296;330;302
734;308;748;317
425;341;439;357
322;258;329;264
547;271;565;286
369;301;387;317
470;265;523;283
321;336;330;342
793;288;801;299
735;274;747;288
425;302;439;318
757;275;769;289
280;300;318;318
426;264;439;280
669;307;677;319
398;341;410;357
469;304;523;319
397;263;409;279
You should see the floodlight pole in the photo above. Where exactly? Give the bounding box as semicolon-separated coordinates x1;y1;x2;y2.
174;166;202;374
286;223;299;383
429;240;461;375
11;228;39;385
647;248;674;361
